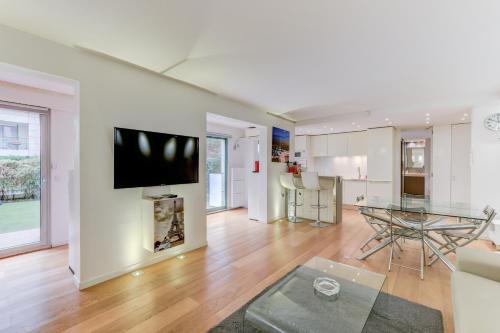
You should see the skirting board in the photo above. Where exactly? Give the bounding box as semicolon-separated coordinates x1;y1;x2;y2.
74;241;208;290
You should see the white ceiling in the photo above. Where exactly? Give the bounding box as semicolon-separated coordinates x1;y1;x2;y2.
1;0;500;131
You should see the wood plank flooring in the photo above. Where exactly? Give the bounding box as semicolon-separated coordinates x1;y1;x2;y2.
0;208;494;332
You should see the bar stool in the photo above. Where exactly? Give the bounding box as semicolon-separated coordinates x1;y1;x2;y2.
279;172;304;223
301;172;330;228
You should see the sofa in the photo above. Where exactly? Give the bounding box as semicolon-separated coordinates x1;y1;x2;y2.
452;247;500;333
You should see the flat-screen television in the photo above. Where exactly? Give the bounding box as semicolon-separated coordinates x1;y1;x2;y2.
114;127;199;189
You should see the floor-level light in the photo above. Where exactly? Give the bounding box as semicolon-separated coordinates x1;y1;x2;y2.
130;270;144;277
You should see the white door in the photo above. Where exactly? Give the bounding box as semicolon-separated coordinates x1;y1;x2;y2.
451;123;471;204
432;125;452;202
0;104;50;257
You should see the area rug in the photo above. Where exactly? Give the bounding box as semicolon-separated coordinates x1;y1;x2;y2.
208;266;443;333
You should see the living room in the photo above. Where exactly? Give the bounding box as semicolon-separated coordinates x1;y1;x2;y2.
0;2;500;332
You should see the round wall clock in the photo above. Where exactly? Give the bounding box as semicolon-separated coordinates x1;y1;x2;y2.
484;113;500;131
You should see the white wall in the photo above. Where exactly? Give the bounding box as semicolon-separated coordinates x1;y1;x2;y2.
0;24;293;288
206;122;247;208
471;105;500;221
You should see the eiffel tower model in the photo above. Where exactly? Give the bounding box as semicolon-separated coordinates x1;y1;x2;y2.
168;199;183;242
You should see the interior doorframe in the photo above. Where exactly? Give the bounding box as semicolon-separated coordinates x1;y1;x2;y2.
0;101;51;258
206;135;228;213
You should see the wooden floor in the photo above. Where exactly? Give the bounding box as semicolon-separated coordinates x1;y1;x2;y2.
0;208;494;332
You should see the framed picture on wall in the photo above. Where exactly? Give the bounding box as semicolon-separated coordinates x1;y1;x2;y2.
153;198;184;252
271;127;290;163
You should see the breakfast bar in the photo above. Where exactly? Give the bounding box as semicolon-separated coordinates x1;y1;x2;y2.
288;175;343;224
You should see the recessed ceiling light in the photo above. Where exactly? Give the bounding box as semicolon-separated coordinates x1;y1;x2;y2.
426;121;430;125
385;118;389;121
352;122;356;125
461;117;465;121
330;128;333;131
425;113;430;117
357;125;361;128
131;270;144;277
464;113;469;117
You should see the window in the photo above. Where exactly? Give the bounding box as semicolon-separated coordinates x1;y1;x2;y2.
0;121;28;150
206;136;227;211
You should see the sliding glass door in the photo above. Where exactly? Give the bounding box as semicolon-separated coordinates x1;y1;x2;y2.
206;136;227;212
0;104;49;257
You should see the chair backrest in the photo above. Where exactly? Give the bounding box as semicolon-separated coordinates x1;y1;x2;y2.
279;173;297;190
455;206;497;247
301;172;321;190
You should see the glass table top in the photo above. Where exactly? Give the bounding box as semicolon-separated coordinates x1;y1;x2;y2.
355;196;488;221
245;257;386;333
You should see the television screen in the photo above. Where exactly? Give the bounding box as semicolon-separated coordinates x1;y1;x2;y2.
114;127;199;189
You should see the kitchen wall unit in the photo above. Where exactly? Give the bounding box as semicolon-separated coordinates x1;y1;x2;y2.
366;127;401;200
311;135;328;157
327;133;348;156
432;123;471;204
310;131;367;158
294;135;309;168
348;131;368;156
294;127;400;202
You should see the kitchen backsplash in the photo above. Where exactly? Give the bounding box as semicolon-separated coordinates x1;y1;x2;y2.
314;156;367;179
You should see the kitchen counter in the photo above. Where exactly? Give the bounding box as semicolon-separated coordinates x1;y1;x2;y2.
404;173;426;178
289;175;341;224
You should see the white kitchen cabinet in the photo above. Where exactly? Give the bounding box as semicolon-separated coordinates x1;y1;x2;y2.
348;131;368;156
367;127;394;181
327;133;348;156
366;127;400;200
432;125;452;202
366;181;393;199
451;124;471;204
311;135;328;157
343;180;367;205
295;135;307;153
432;124;471;204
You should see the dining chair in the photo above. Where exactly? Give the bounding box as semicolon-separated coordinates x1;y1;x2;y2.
427;205;496;266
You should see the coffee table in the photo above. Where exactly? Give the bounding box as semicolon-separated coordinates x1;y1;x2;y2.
245;257;386;333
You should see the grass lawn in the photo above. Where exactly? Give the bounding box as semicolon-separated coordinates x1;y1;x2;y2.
0;200;40;234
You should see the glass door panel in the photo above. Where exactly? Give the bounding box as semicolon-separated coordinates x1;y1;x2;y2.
0;106;48;257
206;136;227;212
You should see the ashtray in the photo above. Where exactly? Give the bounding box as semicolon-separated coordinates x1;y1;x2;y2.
313;277;340;301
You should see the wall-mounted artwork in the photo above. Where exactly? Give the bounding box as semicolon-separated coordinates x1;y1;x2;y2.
153;198;184;252
271;127;290;163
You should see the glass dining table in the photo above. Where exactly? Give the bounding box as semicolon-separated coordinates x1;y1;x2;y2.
355;196;491;272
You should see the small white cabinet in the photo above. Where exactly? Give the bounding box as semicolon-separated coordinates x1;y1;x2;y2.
311;135;328;157
230;168;246;208
142;197;185;253
327;133;348;156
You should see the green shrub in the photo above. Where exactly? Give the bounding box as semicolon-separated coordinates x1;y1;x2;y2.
0;156;40;201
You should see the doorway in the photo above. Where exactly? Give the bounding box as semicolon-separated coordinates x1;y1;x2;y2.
206;136;228;212
0;103;50;257
401;136;431;199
